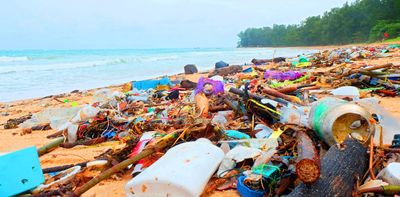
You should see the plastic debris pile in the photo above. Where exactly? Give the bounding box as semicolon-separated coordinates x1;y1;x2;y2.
2;45;400;197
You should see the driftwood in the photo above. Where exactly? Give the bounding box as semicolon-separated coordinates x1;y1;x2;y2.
277;84;315;94
60;137;107;148
288;138;368;197
209;105;230;112
251;57;286;65
295;130;320;184
277;86;298;94
275;174;296;196
358;185;400;195
31;123;51;131
382;147;400;153
229;87;290;106
47;131;64;139
3;114;32;129
37;137;65;156
361;63;394;71
337;63;394;79
209;65;242;77
262;87;303;105
42;161;88;173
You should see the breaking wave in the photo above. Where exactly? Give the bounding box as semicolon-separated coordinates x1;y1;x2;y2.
0;58;127;75
134;55;178;62
0;56;29;62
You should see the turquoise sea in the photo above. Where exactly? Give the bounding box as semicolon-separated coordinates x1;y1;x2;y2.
0;48;317;102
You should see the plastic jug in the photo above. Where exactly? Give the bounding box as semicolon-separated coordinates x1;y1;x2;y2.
377;162;400;185
125;138;224;197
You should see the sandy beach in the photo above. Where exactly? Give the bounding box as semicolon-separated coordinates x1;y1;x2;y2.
1;43;400;196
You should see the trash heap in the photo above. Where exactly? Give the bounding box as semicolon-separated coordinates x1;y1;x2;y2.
2;45;400;197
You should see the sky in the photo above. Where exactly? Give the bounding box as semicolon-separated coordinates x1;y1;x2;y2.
0;0;354;50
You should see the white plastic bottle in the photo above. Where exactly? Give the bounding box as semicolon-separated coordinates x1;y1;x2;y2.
125;138;224;197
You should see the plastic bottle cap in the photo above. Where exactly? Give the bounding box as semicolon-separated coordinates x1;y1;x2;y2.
237;176;266;197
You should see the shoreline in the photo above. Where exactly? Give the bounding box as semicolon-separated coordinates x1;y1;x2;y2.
0;47;303;103
0;71;207;104
2;41;399;104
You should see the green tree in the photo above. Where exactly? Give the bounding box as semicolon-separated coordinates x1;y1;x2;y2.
238;0;400;47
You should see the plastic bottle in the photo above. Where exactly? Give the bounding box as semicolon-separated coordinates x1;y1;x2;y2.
211;114;227;126
279;104;310;127
125;138;224;197
254;124;273;139
357;97;400;145
308;97;374;146
211;111;233;126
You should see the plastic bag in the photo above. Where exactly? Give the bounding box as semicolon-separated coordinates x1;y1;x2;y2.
20;107;82;129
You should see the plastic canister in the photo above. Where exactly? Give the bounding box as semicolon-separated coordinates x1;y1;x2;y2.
377;162;400;185
308;97;374;146
125;138;224;197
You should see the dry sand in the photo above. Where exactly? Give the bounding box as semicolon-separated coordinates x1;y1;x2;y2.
0;44;400;197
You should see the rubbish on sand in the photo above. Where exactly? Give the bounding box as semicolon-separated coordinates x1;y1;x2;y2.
5;45;400;197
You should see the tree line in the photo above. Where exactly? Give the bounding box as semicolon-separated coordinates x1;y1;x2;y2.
238;0;400;47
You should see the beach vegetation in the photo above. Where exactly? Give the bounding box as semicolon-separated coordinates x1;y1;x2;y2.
238;0;400;47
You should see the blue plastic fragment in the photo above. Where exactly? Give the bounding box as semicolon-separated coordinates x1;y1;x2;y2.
132;77;172;90
252;164;280;178
242;67;253;73
225;130;250;139
370;78;379;86
102;130;116;139
0;146;45;197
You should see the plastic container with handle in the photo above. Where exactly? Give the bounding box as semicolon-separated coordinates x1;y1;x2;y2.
125;138;224;197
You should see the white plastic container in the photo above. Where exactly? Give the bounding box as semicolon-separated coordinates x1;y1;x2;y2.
125;138;224;197
377;162;400;185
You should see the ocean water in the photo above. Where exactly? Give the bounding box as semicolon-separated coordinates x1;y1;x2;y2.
0;48;317;102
